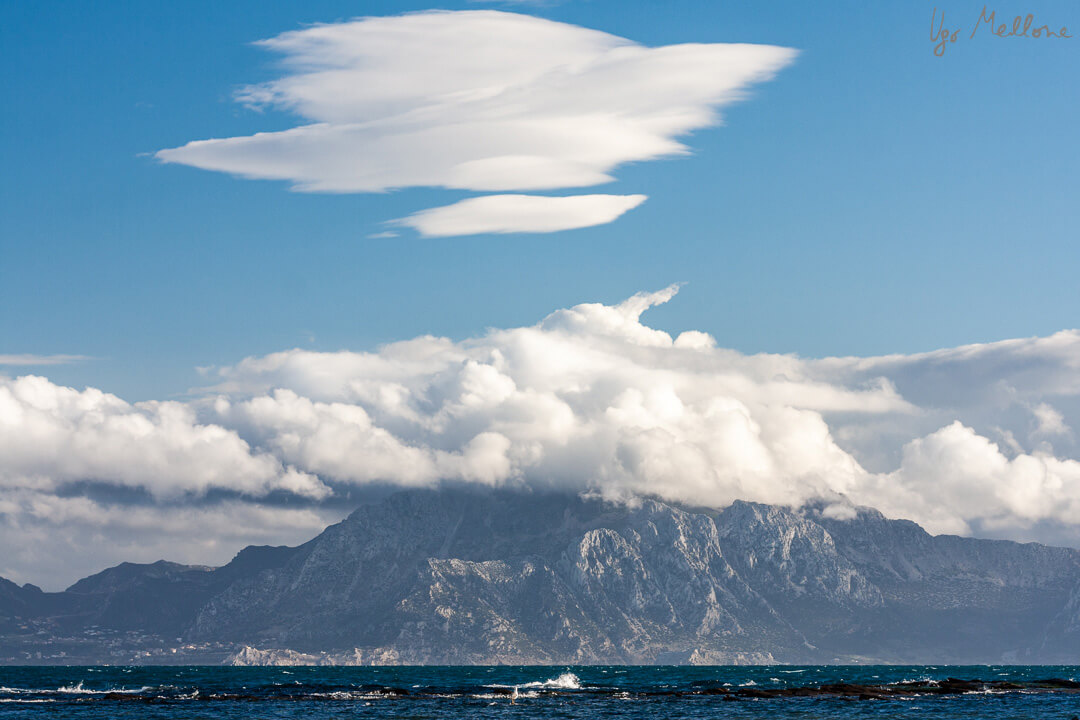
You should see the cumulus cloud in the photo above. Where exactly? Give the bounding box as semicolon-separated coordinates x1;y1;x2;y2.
155;10;795;234
5;287;1080;588
0;375;329;501
394;194;647;237
809;331;1080;471
864;421;1080;537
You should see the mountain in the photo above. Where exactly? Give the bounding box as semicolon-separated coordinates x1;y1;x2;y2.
2;488;1080;664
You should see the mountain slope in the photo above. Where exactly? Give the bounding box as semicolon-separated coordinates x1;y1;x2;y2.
2;488;1080;664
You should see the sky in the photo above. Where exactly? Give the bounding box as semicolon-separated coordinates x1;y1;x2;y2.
2;1;1080;589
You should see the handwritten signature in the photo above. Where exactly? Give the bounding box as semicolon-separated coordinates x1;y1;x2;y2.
932;6;1071;56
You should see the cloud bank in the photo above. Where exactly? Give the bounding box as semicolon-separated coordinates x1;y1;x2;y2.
155;10;795;235
4;287;1080;588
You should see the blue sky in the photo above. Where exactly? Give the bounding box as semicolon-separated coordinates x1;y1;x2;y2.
2;1;1077;400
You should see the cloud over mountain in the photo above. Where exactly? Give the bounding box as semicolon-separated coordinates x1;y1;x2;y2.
3;287;1080;588
155;10;795;235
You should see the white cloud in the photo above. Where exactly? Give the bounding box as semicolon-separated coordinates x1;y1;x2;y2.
0;375;329;501
867;422;1080;537
395;194;647;236
192;286;1080;537
155;10;795;234
0;354;88;366
4;288;1080;588
191;289;1080;539
1032;402;1071;438
808;331;1080;471
814;330;1080;413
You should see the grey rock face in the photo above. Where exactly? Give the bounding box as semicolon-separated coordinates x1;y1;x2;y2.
3;488;1080;664
813;505;1080;662
189;491;798;662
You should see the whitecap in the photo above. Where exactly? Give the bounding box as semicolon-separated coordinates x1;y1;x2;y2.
520;672;582;690
474;691;539;700
55;682;151;695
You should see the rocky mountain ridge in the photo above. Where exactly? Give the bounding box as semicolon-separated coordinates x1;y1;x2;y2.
2;488;1079;664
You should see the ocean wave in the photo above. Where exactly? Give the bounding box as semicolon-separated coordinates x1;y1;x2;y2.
56;681;152;695
472;691;540;700
309;691;392;700
2;682;153;696
520;672;582;690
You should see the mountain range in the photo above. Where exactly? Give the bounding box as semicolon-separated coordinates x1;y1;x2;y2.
2;488;1080;665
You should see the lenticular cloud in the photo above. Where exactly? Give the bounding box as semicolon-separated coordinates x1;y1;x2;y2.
154;10;796;235
4;286;1080;588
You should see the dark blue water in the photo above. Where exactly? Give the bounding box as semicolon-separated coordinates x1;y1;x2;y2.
2;665;1079;719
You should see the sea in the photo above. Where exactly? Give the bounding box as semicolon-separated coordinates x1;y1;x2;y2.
1;665;1079;719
